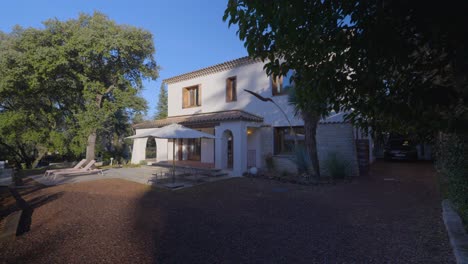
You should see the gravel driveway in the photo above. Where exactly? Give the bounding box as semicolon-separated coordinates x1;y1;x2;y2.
0;161;454;263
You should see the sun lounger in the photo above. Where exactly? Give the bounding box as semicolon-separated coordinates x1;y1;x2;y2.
44;159;88;177
51;160;103;179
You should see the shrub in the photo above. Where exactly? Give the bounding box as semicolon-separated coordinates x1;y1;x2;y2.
264;153;275;172
324;152;350;179
291;145;313;175
435;133;468;228
139;160;147;165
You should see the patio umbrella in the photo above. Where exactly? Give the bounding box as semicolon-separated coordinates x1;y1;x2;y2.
127;123;216;187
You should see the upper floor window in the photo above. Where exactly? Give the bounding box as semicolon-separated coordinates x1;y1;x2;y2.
226;76;237;102
182;85;201;108
272;70;295;96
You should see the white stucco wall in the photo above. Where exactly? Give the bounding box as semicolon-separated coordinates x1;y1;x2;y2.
156;138;168;162
272;123;360;177
130;128;156;164
167;61;303;127
201;138;214;163
130;130;169;164
214;121;247;177
316;123;359;176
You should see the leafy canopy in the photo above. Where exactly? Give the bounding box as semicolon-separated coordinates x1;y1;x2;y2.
224;1;468;136
0;12;159;167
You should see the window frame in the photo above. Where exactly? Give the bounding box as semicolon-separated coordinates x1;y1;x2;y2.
182;84;201;108
274;126;305;155
226;76;237;102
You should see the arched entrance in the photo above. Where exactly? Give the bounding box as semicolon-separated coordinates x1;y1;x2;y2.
222;130;233;169
145;137;157;160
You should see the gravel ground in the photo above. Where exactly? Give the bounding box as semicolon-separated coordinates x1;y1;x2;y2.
0;161;455;263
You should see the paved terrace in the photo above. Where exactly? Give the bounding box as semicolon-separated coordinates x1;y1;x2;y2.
22;166;230;189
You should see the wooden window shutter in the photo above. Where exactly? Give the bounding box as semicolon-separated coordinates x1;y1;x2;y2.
226;78;231;102
272;76;278;96
197;85;202;106
226;77;236;102
232;77;237;101
182;88;188;108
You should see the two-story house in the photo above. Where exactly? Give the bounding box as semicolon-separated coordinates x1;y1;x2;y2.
130;57;374;176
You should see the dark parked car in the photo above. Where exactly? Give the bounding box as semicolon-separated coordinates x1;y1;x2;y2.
384;138;418;161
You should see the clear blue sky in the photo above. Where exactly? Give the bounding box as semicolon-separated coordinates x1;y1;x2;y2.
0;0;248;118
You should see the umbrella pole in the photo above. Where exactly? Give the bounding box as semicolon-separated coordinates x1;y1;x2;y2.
172;139;175;184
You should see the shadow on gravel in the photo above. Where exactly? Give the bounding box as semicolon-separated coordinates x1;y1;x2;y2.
131;162;456;263
4;186;63;236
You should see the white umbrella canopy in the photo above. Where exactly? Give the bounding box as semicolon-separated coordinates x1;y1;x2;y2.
126;123;216;139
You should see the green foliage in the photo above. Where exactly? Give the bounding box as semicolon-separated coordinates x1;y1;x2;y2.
155;82;168;119
324;152;350;179
0;12;159;166
224;1;468;138
435;133;468;228
290;145;312;175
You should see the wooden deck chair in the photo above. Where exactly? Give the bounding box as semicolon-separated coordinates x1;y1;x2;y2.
52;160;103;179
44;159;88;177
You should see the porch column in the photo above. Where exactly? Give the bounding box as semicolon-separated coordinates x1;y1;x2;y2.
232;123;248;176
214;127;223;169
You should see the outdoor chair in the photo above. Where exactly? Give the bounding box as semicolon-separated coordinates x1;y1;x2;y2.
51;160;103;179
44;159;87;177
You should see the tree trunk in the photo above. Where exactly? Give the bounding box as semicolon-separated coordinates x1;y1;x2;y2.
32;147;47;169
302;111;321;178
86;131;97;161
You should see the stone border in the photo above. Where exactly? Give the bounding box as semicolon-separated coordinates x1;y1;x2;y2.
442;199;468;264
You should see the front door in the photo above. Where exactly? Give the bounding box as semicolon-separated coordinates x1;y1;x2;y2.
227;135;233;169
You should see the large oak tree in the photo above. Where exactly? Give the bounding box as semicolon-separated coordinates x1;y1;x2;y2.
0;12;158;167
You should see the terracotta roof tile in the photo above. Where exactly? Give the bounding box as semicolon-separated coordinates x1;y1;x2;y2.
133;110;263;129
163;56;262;84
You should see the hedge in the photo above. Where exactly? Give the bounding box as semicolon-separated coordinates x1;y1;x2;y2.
435;133;468;229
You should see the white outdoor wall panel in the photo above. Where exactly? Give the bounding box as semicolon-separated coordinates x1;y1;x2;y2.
201;138;214;163
214;121;246;177
155;138;168;162
316;123;359;176
130;128;157;164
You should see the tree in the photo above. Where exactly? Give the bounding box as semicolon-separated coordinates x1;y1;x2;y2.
0;12;159;166
224;1;354;177
57;12;159;161
154;82;168;119
343;1;468;136
0;26;79;168
224;1;468;175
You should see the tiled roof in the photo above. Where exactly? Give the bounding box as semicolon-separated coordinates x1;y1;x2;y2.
133;110;264;129
163;56;262;84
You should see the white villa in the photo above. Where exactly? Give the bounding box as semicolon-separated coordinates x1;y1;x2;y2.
130;57;374;176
